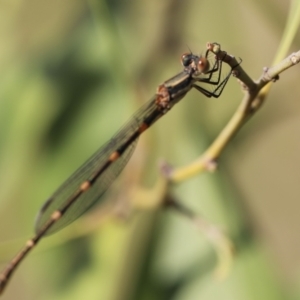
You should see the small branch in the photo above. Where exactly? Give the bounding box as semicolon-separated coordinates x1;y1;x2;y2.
129;43;300;276
165;195;235;279
169;44;300;182
253;50;300;111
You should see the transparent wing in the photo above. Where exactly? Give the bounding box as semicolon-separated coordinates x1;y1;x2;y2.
35;95;158;235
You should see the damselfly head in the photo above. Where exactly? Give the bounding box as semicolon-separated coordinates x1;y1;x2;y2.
197;56;210;74
181;52;193;67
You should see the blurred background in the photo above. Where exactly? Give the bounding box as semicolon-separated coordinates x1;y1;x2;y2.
0;0;300;299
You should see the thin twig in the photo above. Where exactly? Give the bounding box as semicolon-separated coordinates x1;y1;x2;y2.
169;45;300;182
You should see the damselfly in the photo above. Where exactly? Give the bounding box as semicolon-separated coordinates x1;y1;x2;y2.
0;42;237;295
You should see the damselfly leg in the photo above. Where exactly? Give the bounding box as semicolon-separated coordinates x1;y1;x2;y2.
182;44;233;98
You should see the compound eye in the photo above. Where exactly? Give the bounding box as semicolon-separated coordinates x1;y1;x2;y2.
198;56;210;73
181;53;193;67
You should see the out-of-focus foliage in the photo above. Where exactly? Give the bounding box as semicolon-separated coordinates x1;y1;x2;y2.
0;0;300;300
